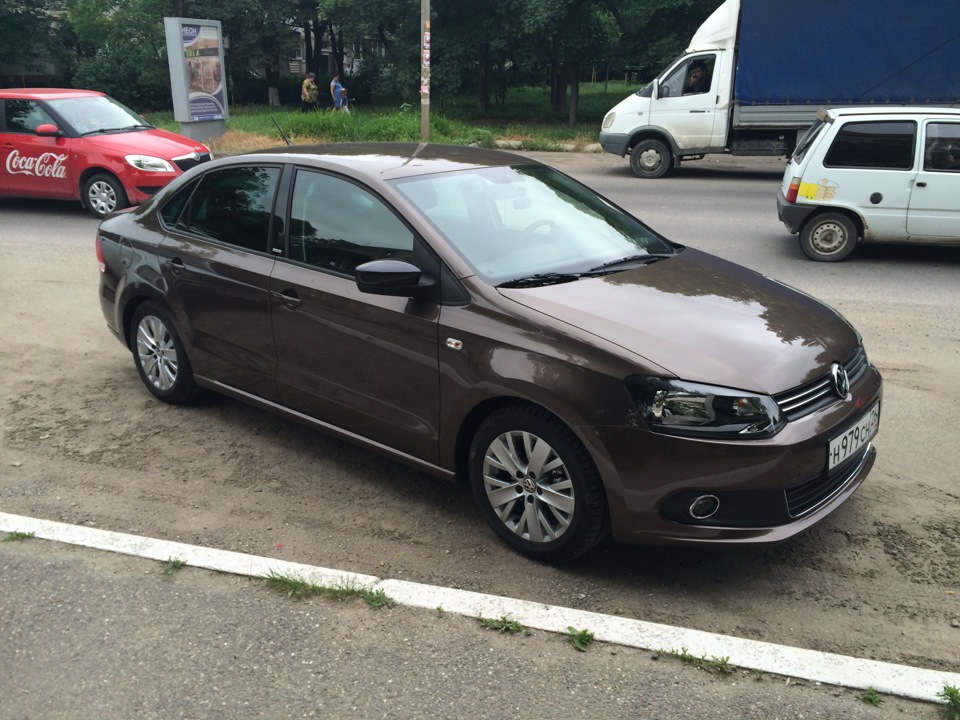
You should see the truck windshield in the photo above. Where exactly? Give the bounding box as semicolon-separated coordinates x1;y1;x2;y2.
792;119;825;163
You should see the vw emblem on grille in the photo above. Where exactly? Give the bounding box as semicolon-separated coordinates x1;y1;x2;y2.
830;362;849;398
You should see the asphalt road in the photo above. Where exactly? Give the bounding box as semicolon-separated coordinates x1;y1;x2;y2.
1;150;958;718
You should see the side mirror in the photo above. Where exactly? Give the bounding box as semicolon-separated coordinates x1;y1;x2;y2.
657;81;669;99
35;123;60;137
355;259;436;298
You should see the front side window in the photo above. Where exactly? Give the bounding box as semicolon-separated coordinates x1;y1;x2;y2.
824;121;916;170
923;122;960;172
287;169;414;274
660;55;715;98
2;100;55;134
172;166;280;252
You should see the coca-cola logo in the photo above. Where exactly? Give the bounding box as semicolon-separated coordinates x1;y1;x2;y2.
5;150;68;179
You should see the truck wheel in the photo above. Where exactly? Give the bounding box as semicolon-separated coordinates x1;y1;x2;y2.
83;173;128;219
800;213;858;262
629;139;672;179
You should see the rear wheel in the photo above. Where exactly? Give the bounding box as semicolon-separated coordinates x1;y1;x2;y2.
130;303;199;404
800;212;858;262
629;139;672;179
83;173;128;219
469;405;608;562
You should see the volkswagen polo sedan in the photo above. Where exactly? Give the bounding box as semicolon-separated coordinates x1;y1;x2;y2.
97;143;882;561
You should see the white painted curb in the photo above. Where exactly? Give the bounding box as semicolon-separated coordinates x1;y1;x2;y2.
2;512;956;704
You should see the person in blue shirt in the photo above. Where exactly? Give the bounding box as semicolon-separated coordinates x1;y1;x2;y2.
330;73;343;111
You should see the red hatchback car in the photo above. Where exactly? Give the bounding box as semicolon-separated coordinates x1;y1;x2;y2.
0;88;212;218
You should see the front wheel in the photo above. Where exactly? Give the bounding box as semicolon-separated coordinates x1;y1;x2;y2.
629;139;672;179
800;212;858;262
130;303;199;404
83;173;128;219
469;405;608;562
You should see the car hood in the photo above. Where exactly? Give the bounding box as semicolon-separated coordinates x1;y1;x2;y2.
81;127;208;160
498;249;859;393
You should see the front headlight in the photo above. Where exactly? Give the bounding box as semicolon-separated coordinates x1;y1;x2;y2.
626;376;784;438
125;155;175;172
602;111;616;129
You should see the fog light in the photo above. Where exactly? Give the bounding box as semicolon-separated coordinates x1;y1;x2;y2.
689;494;720;520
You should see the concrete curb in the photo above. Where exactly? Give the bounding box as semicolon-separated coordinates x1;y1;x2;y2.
2;511;956;705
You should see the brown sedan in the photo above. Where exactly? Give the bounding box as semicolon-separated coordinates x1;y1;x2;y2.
96;143;882;561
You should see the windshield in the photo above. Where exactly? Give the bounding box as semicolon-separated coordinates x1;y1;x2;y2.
391;165;675;285
47;95;152;136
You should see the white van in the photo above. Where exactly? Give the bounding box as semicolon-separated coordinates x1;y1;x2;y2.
777;107;960;261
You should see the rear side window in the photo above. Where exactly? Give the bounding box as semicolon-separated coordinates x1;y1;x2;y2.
175;166;281;253
824;121;916;170
791;119;825;163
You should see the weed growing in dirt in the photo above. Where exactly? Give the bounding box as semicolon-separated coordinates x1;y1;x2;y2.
162;557;186;576
660;647;737;674
2;531;35;542
476;615;529;635
939;685;960;720
567;626;594;652
858;687;883;706
264;571;394;609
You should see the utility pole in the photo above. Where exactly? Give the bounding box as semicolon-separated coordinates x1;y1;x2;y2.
420;0;430;142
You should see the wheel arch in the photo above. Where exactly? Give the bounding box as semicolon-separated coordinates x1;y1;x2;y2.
626;126;680;157
78;167;127;210
798;205;865;240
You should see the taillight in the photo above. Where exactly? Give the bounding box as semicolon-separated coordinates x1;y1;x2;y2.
96;233;105;273
786;177;801;204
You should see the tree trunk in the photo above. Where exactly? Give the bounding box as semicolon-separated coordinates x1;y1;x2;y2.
477;43;490;113
567;60;580;126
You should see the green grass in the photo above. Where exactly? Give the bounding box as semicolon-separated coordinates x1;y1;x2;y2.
858;687;883;706
660;647;738;675
263;571;394;609
142;80;637;152
3;531;35;542
940;685;960;720
476;615;530;635
566;626;595;652
161;557;187;576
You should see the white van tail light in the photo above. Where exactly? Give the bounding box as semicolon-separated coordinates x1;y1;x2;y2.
786;177;801;203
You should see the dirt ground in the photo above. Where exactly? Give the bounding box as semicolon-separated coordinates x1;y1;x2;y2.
1;161;958;682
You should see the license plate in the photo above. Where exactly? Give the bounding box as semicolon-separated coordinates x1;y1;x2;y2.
828;401;880;471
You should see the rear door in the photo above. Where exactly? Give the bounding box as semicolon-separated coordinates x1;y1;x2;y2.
158;164;282;400
0;98;74;198
907;120;960;240
270;167;442;463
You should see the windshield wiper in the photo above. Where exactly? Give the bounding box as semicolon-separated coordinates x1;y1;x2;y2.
585;253;675;274
497;272;582;289
81;124;147;136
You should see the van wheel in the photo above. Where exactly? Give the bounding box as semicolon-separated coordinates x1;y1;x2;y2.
83;173;128;219
469;404;608;562
629;139;672;179
800;213;858;262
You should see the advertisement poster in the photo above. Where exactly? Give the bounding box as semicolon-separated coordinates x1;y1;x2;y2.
180;23;225;121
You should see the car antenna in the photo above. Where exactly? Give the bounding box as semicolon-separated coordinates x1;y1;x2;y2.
271;115;292;147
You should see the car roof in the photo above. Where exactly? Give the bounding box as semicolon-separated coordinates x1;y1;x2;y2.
824;106;960;120
236;142;540;179
0;88;105;101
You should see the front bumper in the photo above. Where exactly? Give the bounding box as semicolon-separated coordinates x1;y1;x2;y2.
589;363;882;546
599;131;630;157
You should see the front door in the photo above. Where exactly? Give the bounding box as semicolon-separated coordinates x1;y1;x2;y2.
650;53;721;152
908;120;960;240
270;168;441;463
0;99;73;198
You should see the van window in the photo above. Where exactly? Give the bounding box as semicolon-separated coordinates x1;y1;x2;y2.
923;122;960;172
659;55;715;99
792;119;825;163
824;121;916;170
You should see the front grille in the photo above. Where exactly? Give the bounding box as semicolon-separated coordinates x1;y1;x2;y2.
173;152;212;172
785;445;869;517
774;346;868;421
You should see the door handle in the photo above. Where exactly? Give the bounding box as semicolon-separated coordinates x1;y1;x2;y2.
689;110;707;114
164;257;185;275
915;181;927;188
272;289;302;309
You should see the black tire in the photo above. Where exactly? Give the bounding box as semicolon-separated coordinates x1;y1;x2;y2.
629;138;672;179
469;404;608;562
800;212;858;262
130;303;199;404
83;173;128;219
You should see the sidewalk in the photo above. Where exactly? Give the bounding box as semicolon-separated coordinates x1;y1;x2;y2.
0;515;951;720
